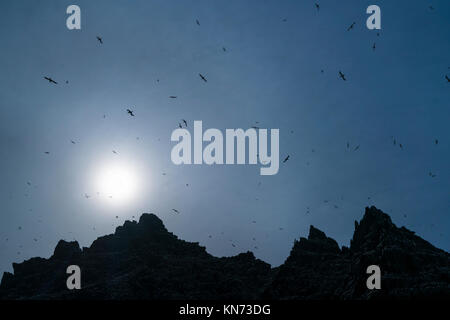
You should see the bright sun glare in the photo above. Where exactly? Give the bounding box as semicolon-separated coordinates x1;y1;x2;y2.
95;163;140;206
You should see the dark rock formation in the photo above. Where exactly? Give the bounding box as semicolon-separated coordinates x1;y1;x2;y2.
0;207;448;300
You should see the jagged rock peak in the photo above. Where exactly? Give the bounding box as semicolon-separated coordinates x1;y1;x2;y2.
360;206;393;228
350;206;395;251
52;240;81;260
290;225;340;255
308;225;328;241
138;213;167;232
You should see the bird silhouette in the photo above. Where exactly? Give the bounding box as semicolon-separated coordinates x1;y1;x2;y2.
283;155;290;163
182;119;187;127
339;71;346;81
96;36;103;44
315;3;320;11
70;140;76;144
196;19;200;26
169;96;177;99
222;47;227;52
199;73;207;82
372;43;376;51
112;150;118;154
44;77;57;84
445;75;450;82
347;22;356;31
435;139;438;145
172;209;180;214
354;145;360;151
126;109;135;116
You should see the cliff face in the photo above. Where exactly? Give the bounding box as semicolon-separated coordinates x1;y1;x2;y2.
264;207;449;299
0;206;448;300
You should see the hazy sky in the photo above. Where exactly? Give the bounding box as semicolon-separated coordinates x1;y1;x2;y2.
0;0;449;277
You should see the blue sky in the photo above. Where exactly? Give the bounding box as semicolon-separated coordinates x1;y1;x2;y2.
0;0;449;276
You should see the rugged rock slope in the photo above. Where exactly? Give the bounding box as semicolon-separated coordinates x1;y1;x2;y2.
0;206;448;300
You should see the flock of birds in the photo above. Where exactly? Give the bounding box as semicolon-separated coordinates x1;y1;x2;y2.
4;3;448;259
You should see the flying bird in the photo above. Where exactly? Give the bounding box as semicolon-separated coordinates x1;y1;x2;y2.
182;119;187;127
399;143;403;149
169;96;177;99
196;19;200;26
172;209;180;214
112;150;118;154
70;140;76;144
354;145;360;151
435;139;438;145
178;123;182;129
372;43;376;51
96;36;103;44
339;71;346;81
283;155;290;163
222;47;227;52
44;77;57;84
44;151;50;154
429;172;436;178
126;109;135;116
315;3;320;11
445;75;450;82
347;22;356;31
199;73;207;82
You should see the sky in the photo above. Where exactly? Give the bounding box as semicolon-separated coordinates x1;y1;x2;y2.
0;0;449;277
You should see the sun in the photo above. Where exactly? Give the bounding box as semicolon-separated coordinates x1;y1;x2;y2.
95;162;140;206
